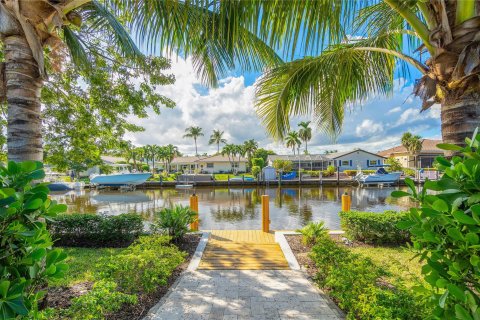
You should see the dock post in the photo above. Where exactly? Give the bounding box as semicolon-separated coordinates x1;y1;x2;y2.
261;195;270;232
341;192;351;211
190;194;199;231
336;167;340;186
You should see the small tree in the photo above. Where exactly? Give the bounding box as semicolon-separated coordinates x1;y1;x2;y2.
393;133;480;319
384;157;402;172
273;159;293;173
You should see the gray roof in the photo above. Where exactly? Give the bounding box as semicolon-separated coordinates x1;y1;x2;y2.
267;154;330;162
326;149;386;159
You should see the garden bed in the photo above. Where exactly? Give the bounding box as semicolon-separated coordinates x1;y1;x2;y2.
45;233;201;320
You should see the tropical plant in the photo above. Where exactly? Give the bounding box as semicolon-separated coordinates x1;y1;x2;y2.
251;165;261;179
401;132;423;169
209;130;227;153
250;0;480;151
252;148;276;167
0;161;68;318
153;205;197;241
297;221;328;245
272;159;293;173
243;139;259;166
385;157;403;172
164;144;180;173
0;1;281;161
298;121;313;154
251;157;265;169
221;144;236;173
285;131;301;156
393;133;480;320
183;126;204;156
233;144;245;174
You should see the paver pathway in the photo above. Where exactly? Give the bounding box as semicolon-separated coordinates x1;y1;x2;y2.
145;270;344;320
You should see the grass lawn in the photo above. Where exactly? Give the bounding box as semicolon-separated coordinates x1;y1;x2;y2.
49;247;125;287
348;246;424;288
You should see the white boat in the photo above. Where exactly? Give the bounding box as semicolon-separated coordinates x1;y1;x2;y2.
354;168;401;185
90;165;151;186
175;184;193;189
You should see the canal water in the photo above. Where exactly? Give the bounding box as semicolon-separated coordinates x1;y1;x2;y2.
50;186;414;230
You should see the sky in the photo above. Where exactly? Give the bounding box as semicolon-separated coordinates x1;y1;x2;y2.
125;55;441;156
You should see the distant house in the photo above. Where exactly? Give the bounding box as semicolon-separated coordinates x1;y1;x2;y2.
171;154;247;174
326;149;386;171
267;154;330;171
267;150;384;172
378;139;443;168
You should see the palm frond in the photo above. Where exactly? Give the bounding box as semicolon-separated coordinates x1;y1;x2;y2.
255;33;407;140
82;0;142;59
62;26;91;71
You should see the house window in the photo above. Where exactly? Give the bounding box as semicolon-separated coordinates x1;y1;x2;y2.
206;163;214;168
341;160;349;166
369;160;380;166
232;163;239;168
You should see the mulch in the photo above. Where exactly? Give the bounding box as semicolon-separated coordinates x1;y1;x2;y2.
285;235;319;279
45;233;201;320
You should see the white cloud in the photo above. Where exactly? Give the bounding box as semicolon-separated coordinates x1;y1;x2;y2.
387;106;402;114
355;119;384;137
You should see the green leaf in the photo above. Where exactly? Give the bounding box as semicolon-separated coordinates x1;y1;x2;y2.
437;143;464;151
433;199;449;212
466;233;479;245
455;304;473;320
470;255;480;266
391;190;410;198
396;219;416;230
453;211;477;225
436;156;451;167
447;228;464;241
423;231;438;242
24;198;43;210
439;290;449;308
0;280;9;298
448;284;466;302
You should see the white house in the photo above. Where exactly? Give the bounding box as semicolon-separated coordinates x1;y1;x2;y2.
267;154;330;171
326;149;386;171
171;154;248;174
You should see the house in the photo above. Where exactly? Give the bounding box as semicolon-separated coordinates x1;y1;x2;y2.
326;149;386;171
378;139;443;168
267;154;330;171
171;154;248;174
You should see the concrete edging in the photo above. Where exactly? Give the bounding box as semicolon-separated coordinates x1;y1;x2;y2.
274;231;301;270
187;231;210;271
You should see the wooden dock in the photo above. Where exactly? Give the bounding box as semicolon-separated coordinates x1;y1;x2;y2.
198;230;289;270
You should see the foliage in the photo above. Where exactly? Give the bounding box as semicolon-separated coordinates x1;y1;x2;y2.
340;211;410;244
326;165;336;176
183;126;204;155
0;161;68;319
401;132;423;166
385;157;403;172
41;53;175;172
153;205;197;241
403;168;415;177
48;214;143;247
298;121;312;153
273;159;293;173
251;166;261;178
393;133;480;320
209;130;227;153
141;164;150;172
310;235;428;319
44;280;137;320
285;131;301;155
297;221;328;245
99;236;186;294
344;169;376;176
252;148;276;165
251;157;265;169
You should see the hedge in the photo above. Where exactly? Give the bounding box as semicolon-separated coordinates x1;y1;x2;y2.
343;169;376;176
310;235;427;319
48;214;144;247
339;210;410;244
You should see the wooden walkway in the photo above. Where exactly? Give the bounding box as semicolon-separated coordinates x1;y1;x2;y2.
198;230;289;270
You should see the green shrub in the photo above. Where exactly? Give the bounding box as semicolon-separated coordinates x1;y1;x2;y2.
99;235;185;294
393;133;480;319
152;205;197;241
251;165;261;178
251;157;265;168
0;161;68;319
339;211;410;244
297;221;328;245
385;157;403;172
326;165;336;176
273;159;293;173
48;214;143;247
310;235;427;319
141;164;150;172
403;168;415;177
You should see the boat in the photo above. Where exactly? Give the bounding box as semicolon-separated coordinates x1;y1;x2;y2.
354;167;401;186
90;165;151;186
281;172;297;180
229;176;255;182
175;184;194;189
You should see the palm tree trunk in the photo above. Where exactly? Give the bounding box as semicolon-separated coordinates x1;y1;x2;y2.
217;142;219;153
5;35;43;161
305;141;308;153
441;94;480;156
194;138;198;155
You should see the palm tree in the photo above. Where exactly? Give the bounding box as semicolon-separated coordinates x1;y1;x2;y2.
401;132;423;169
209;130;227;153
222;144;236;173
250;1;480;153
243;139;259;166
183;126;204;156
285;131;301;156
143;145;157;173
164;144;180;173
1;2;281;161
298;121;312;154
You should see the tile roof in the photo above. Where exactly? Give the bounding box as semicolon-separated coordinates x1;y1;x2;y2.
377;139;443;157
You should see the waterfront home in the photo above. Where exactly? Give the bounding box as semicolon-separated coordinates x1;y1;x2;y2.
171;154;247;174
378;139;442;168
326;149;386;171
267;154;330;171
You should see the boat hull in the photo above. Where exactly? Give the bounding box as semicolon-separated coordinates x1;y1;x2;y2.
90;173;151;186
359;172;401;184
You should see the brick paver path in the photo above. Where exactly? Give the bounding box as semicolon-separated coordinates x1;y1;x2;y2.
145;269;344;320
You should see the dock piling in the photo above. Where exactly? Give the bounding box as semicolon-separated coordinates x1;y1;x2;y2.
261;195;270;232
190;194;199;231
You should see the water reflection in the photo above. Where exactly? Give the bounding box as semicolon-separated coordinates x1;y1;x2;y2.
50;186;414;230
